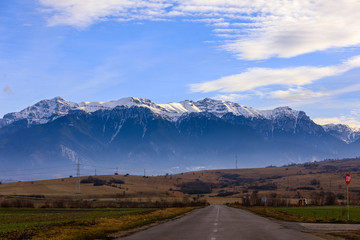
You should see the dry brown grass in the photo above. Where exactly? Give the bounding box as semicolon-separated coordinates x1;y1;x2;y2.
330;232;360;240
1;157;360;205
29;207;198;240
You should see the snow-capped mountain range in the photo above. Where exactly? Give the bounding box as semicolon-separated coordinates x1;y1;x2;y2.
0;96;265;126
1;96;360;180
322;124;360;144
1;96;358;143
0;96;303;125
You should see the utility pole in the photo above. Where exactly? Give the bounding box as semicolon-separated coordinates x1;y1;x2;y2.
95;169;96;176
347;183;349;221
144;169;146;177
116;167;118;175
235;155;238;169
345;173;351;221
76;157;80;194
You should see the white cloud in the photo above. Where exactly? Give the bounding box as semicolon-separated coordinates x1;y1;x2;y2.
269;88;327;101
214;93;250;102
268;83;360;103
39;0;172;28
39;0;360;59
185;166;206;171
314;117;360;130
189;55;360;93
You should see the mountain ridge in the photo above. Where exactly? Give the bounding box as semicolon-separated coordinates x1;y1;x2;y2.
1;98;359;180
1;96;359;144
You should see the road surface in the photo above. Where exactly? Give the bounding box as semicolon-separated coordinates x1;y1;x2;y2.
119;205;323;240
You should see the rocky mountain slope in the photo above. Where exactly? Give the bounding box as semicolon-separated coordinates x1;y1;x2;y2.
0;97;359;180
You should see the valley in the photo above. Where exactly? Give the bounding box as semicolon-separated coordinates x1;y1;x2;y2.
1;97;359;181
1;157;359;206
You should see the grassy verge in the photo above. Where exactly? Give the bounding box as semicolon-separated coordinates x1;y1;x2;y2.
330;232;360;240
0;207;198;239
232;206;360;223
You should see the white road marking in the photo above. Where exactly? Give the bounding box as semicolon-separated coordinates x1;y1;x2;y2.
210;206;221;240
215;206;220;222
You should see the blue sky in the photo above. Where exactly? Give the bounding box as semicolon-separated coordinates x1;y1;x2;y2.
1;0;360;128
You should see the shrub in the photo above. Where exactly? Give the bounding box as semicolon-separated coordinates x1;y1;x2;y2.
108;178;125;184
248;184;277;190
93;178;106;186
297;187;316;190
80;177;108;186
12;199;34;208
310;179;320;185
179;181;212;194
80;177;94;184
325;192;337;205
0;200;11;208
216;191;238;197
337;193;345;200
52;200;65;208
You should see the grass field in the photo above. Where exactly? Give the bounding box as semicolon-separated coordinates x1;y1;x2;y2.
0;207;198;240
240;206;360;223
1;158;360;205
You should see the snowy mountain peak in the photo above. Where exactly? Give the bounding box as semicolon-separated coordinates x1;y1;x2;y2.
193;98;263;118
0;96;316;129
0;97;78;127
260;106;301;120
322;123;360;143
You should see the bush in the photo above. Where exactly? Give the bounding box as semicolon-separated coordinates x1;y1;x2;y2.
248;184;277;190
216;191;238;197
310;179;320;185
297;187;315;190
108;178;125;184
80;177;94;184
179;181;212;194
93;179;106;186
11;199;35;208
325;192;337;205
337;193;345;200
0;200;11;208
80;177;108;186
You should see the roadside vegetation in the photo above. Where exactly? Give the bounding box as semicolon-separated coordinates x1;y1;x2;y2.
230;205;360;223
0;207;199;240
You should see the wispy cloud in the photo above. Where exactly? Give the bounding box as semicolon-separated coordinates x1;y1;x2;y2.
268;83;360;103
314;115;360;130
186;166;206;171
214;93;250;102
39;0;360;60
189;55;360;93
269;88;327;101
39;0;173;28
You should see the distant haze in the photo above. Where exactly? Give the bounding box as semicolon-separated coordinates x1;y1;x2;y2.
0;97;359;181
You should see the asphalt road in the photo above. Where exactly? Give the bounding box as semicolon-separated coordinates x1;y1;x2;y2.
119;205;323;240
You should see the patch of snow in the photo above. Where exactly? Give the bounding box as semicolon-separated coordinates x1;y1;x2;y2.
109;123;123;143
0;96;331;133
322;123;360;143
260;106;300;120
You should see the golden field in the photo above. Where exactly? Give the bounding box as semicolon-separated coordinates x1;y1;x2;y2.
1;157;360;205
